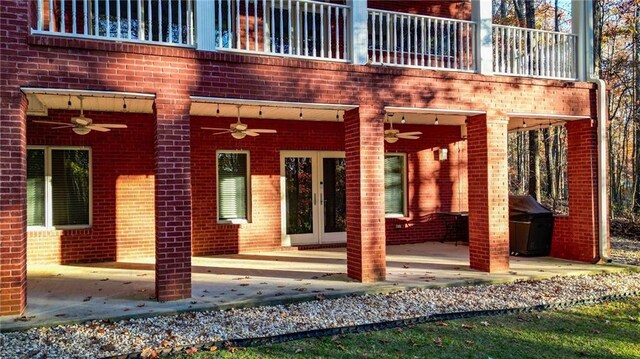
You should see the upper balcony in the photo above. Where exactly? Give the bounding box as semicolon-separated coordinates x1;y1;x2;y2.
31;0;585;81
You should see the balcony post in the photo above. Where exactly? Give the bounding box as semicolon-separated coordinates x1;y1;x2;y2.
572;0;588;81
471;0;493;75
196;0;217;51
347;0;369;65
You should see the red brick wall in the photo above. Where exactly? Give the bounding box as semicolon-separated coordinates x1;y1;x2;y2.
368;1;471;20
190;117;345;255
26;111;156;264
0;93;28;316
385;123;468;244
550;119;599;262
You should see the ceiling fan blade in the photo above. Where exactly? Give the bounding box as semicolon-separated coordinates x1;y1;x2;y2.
202;127;232;132
396;135;420;140
244;130;260;137
32;120;71;126
211;131;233;136
249;129;277;134
398;131;423;136
52;125;75;129
86;125;111;132
92;123;127;129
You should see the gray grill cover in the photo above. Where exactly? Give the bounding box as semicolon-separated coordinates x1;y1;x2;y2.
509;195;553;216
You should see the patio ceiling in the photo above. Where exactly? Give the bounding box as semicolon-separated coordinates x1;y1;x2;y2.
22;88;156;116
190;96;358;122
383;107;485;126
507;112;591;132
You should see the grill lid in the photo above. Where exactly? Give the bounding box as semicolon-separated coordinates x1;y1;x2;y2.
509;195;553;215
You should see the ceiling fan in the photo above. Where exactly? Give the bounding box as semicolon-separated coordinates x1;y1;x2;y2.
32;96;128;135
202;105;277;139
384;113;422;143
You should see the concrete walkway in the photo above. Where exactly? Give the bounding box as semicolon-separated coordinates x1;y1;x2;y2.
0;242;629;331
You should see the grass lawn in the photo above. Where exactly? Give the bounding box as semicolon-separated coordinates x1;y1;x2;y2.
172;297;640;359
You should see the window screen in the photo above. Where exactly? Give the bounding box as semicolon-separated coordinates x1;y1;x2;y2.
51;149;90;226
384;155;405;215
218;152;249;221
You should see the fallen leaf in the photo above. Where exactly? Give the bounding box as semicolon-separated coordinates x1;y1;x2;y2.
480;321;490;327
123;281;132;285
83;296;92;302
137;303;146;308
295;348;303;353
403;264;410;268
209;346;218;352
433;336;443;347
465;340;474;345
190;301;197;304
100;278;109;281
185;347;198;355
461;324;475;330
140;348;158;359
435;321;449;327
336;343;346;351
239;283;249;287
315;294;326;301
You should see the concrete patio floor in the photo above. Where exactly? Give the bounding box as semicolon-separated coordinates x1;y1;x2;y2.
0;242;629;331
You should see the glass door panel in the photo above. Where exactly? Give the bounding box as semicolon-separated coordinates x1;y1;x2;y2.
322;157;346;234
285;157;314;235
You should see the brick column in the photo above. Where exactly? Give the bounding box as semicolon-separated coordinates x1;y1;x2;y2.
466;111;509;273
0;91;28;315
154;93;192;301
344;106;386;282
551;119;599;262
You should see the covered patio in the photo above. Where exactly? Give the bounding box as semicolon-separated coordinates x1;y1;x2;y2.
1;242;627;331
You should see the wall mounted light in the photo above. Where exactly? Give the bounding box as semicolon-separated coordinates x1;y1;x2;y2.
439;148;448;161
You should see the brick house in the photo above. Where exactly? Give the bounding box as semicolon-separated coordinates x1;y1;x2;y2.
0;0;607;316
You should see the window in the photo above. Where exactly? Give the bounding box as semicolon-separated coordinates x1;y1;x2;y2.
217;151;250;223
27;147;92;229
384;154;406;217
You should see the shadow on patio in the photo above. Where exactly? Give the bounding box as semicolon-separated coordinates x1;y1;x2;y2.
1;242;628;331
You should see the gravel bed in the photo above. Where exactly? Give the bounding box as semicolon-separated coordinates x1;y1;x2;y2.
611;236;640;266
2;271;640;359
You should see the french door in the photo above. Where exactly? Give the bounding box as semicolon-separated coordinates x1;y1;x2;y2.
280;151;346;246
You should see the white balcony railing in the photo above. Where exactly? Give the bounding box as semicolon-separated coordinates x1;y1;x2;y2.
33;0;195;46
492;25;578;80
31;2;584;81
212;0;350;61
367;9;476;72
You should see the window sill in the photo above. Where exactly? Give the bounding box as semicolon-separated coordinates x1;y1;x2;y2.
28;225;92;232
385;214;408;219
217;219;249;225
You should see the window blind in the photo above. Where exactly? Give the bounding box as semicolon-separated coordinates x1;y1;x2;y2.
384;155;404;215
27;149;46;226
218;153;248;220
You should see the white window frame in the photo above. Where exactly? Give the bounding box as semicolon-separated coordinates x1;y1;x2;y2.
26;145;93;231
384;152;408;218
216;150;251;224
